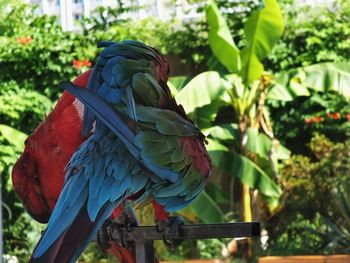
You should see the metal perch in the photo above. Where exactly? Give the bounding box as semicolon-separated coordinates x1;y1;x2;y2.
108;222;261;263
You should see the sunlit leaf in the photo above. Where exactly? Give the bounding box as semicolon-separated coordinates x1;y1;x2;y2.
241;0;284;84
209;148;282;198
205;124;239;141
0;124;27;151
168;76;191;93
269;62;350;100
175;71;230;114
246;128;271;158
301;62;350;99
206;1;241;73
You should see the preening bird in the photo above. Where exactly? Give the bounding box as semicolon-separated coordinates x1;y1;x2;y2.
29;40;211;263
13;71;89;223
12;71;137;262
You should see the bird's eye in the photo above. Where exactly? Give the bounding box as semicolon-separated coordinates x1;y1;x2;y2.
24;138;29;145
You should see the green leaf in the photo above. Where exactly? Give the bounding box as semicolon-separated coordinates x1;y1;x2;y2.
205;124;240;146
246;128;290;160
206;1;241;73
190;190;225;223
241;0;284;84
272;141;291;160
175;71;229;114
268;76;310;101
206;182;230;205
207;124;239;141
188;101;227;129
246;128;271;158
209;149;282;198
168;76;191;93
0;124;27;151
269;62;350;100
332;181;350;229
300;62;350;99
205;138;229;152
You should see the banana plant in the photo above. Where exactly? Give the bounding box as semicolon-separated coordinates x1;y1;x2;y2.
173;0;350;224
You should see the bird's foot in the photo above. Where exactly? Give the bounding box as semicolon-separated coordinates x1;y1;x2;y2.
97;218;113;251
97;217;137;250
156;216;185;250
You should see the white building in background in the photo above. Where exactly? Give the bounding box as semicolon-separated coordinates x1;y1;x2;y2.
27;0;335;32
26;0;202;32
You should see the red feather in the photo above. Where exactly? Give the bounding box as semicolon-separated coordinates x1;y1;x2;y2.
12;70;136;263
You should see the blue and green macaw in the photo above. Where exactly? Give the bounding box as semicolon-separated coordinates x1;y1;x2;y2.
30;40;211;263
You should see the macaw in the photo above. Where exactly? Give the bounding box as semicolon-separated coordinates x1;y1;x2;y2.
29;40;212;263
12;71;137;262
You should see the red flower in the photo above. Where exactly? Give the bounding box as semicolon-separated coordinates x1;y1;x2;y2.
327;112;341;119
73;59;84;69
346;114;350;121
73;59;92;69
333;112;341;119
312;116;324;123
305;118;312;124
16;36;32;45
82;59;92;67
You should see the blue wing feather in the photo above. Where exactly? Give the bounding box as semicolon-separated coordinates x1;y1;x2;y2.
60;81;180;183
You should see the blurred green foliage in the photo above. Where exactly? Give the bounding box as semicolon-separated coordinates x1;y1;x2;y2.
0;123;45;262
0;81;53;133
0;2;95;100
265;134;350;254
266;0;350;72
270;91;350;153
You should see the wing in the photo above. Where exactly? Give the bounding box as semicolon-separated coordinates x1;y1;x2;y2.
31;135;149;262
60;40;211;212
60;83;211;212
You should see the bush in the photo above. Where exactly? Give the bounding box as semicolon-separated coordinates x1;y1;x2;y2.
266;0;350;72
0;81;53;133
269;91;350;154
0;0;95;100
265;134;350;255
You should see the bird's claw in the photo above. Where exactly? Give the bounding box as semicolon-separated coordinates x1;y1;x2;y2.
97;217;136;250
157;216;185;250
108;216;137;248
124;217;138;232
97;219;113;251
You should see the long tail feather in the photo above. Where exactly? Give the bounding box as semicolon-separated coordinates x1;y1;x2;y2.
30;202;115;263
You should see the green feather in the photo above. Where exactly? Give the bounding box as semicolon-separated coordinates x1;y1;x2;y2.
185;178;205;201
182;166;200;187
112;59;153;88
155;111;195;136
144;73;166;98
140;150;171;166
154;181;184;198
132;73;160;106
140;141;170;155
170;145;185;163
136;131;169;142
137;106;196;136
138;122;157;131
170;161;188;172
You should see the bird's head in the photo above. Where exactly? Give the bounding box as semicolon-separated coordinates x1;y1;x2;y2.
150;47;170;86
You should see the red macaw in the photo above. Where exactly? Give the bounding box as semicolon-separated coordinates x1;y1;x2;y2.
12;70;137;262
16;40;211;263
